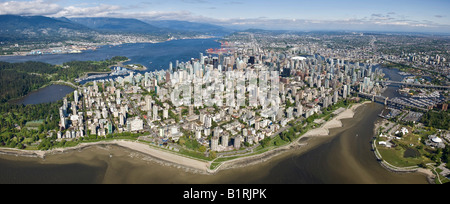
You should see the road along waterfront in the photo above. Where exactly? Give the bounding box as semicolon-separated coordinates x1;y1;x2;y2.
0;101;429;183
0;102;366;175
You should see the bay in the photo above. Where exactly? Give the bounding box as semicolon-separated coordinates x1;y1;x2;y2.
0;39;221;72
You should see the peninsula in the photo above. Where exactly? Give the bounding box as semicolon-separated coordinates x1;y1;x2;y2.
0;31;448;182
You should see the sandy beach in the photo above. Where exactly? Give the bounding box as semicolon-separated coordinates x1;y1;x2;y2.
112;141;209;172
0;102;370;175
210;102;371;173
302;102;368;138
0;147;46;158
0;141;210;173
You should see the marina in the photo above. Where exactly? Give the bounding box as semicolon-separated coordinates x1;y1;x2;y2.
75;66;132;83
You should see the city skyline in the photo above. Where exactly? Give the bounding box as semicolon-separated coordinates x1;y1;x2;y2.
0;0;449;33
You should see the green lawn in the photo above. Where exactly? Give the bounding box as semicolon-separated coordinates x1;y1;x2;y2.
378;146;432;167
24;119;44;130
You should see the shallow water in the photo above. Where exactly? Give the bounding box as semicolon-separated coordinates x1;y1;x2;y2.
0;103;428;184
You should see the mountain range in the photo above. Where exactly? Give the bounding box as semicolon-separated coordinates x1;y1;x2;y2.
0;15;232;44
69;17;167;34
0;15;95;43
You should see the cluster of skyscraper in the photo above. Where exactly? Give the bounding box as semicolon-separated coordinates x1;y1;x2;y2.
57;41;385;153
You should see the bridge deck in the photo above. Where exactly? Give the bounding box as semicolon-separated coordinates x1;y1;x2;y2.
353;92;429;112
376;81;450;90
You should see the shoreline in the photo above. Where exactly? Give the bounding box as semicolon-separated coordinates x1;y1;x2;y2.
0;102;369;175
1;100;433;183
0;140;210;174
208;101;370;174
372;119;436;184
0;36;218;57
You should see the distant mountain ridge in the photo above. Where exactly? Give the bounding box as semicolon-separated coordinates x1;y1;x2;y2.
0;15;232;45
0;15;95;43
0;15;90;31
0;15;95;42
69;17;167;34
71;17;232;36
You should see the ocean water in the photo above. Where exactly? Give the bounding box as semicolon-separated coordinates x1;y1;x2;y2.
0;38;221;72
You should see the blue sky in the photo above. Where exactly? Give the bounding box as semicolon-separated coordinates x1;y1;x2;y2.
1;0;449;32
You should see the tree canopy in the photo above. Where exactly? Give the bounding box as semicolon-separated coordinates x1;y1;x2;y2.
420;110;449;130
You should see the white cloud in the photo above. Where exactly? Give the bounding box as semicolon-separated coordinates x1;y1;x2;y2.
0;0;123;18
53;4;123;18
120;10;195;20
0;0;62;16
202;16;449;32
181;0;208;4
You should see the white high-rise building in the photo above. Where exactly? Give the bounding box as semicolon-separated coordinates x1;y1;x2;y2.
74;90;79;104
145;96;152;111
343;85;348;99
200;53;204;65
127;118;144;132
205;115;212;128
102;108;108;119
222;134;229;147
296;104;303;117
234;135;242;150
153;105;158;121
333;91;338;104
163;108;168;119
60;117;67;129
211;136;219;151
71;101;77;115
119;113;125;126
116;89;121;105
